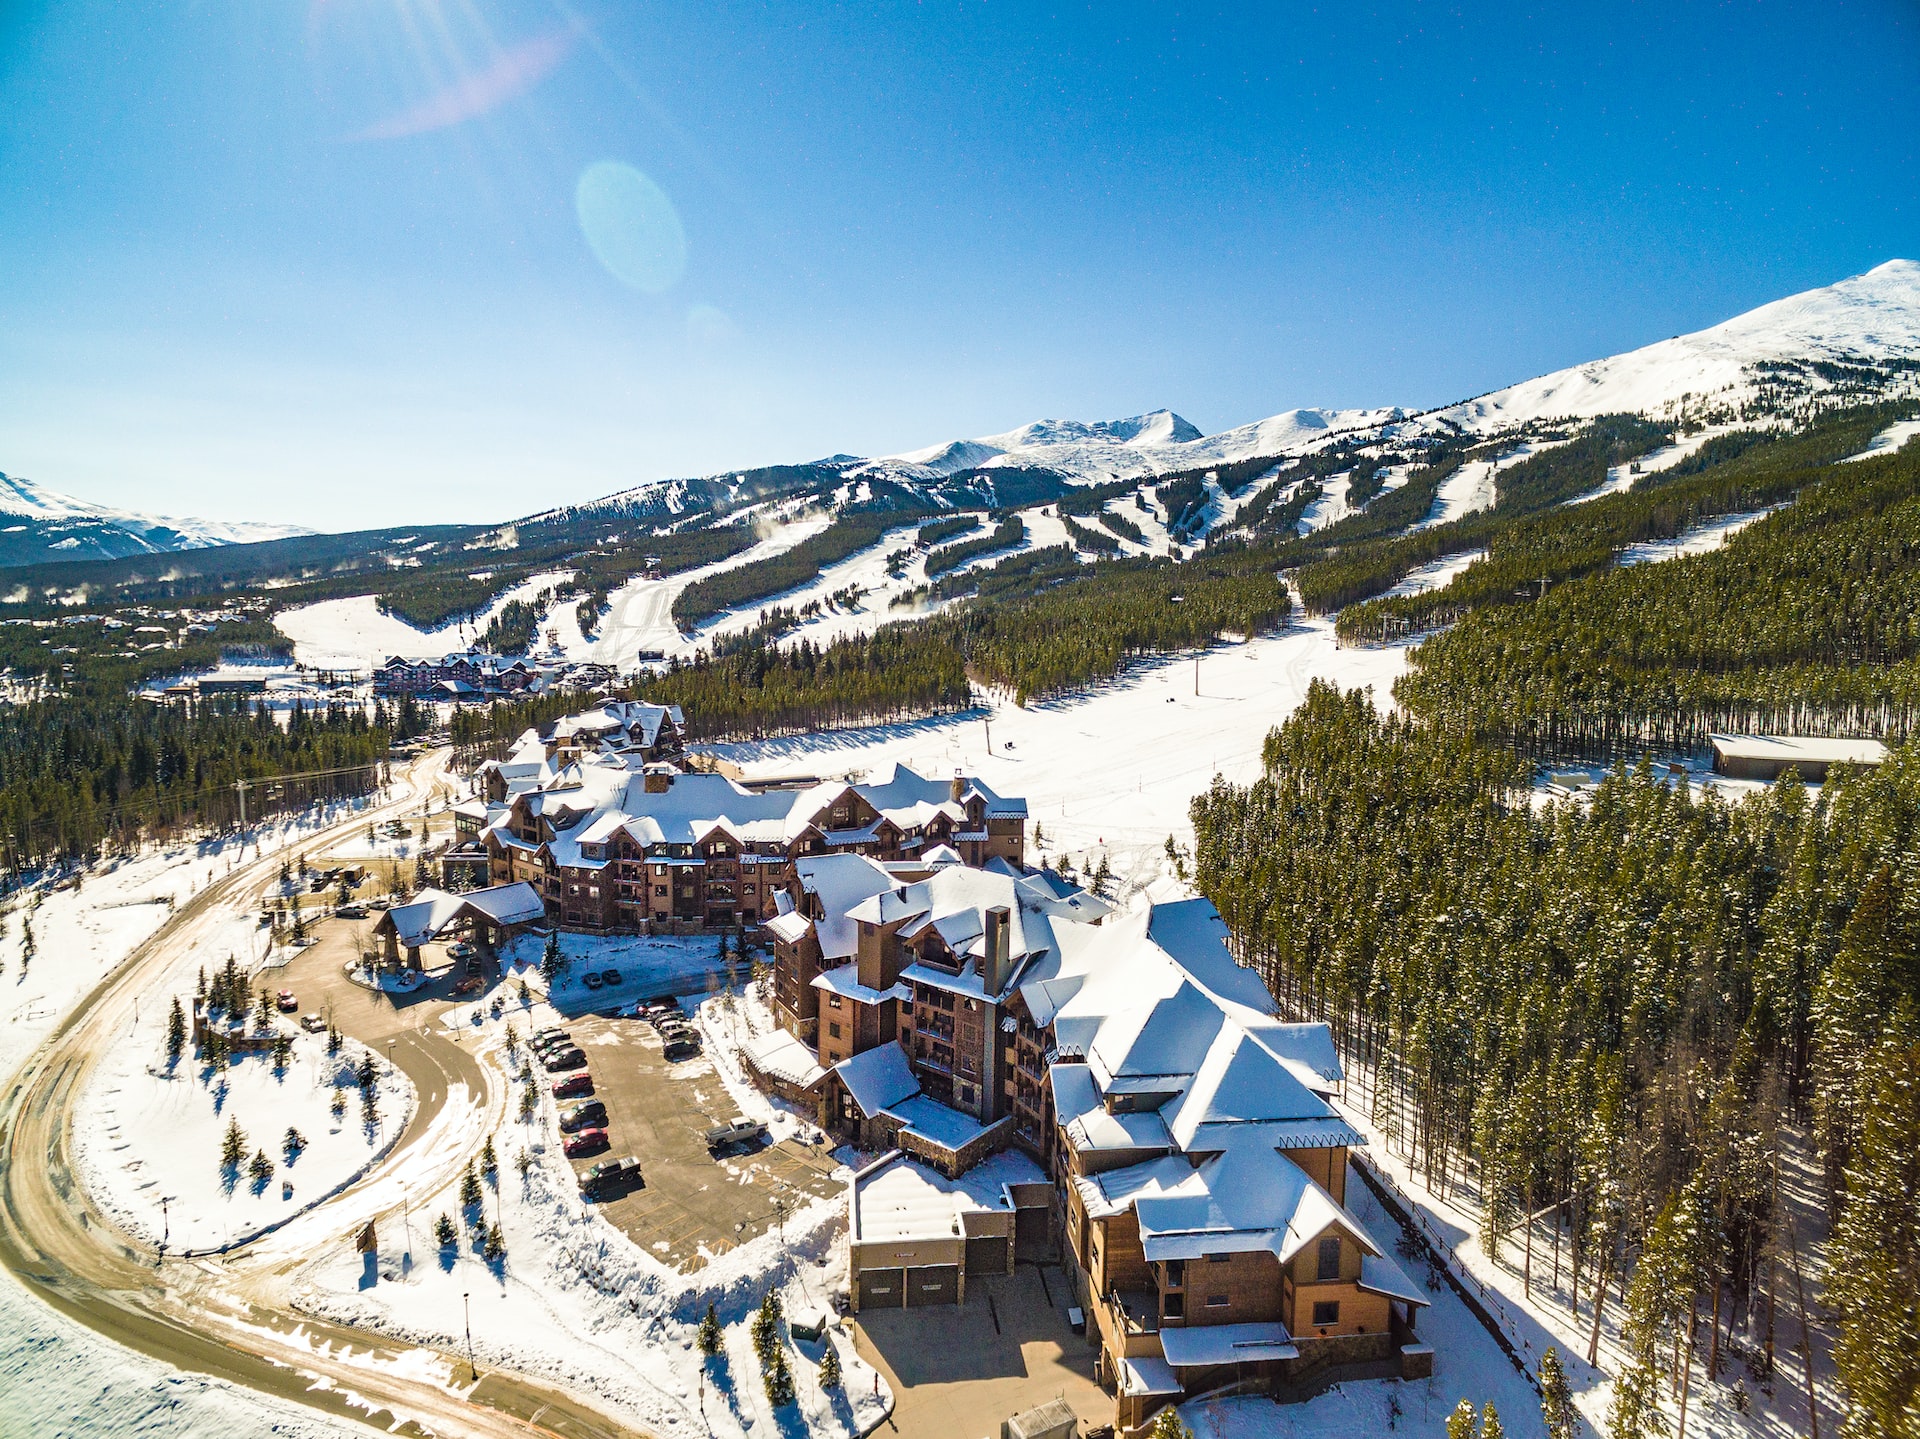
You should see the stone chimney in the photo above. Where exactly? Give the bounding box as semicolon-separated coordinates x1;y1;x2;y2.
644;768;672;795
950;771;966;803
983;905;1011;994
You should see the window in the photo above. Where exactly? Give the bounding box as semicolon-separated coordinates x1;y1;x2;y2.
1205;1294;1229;1309
959;1085;974;1106
1312;1300;1341;1328
1317;1236;1342;1283
653;885;667;897
1163;1260;1185;1287
1162;1293;1185;1318
1206;1253;1231;1265
828;1022;841;1039
827;995;843;1009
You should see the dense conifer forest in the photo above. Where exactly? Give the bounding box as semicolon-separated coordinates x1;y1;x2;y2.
1191;685;1919;1435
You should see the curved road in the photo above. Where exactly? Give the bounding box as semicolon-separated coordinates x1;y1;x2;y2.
0;750;645;1439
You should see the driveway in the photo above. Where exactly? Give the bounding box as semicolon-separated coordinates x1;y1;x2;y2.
850;1263;1111;1439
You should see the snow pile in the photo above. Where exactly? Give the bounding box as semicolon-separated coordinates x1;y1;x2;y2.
73;1024;415;1253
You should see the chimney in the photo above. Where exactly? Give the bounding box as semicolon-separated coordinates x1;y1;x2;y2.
951;771;968;804
644;768;672;795
983;905;1011;994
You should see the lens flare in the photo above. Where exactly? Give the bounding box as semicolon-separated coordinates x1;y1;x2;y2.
575;161;687;295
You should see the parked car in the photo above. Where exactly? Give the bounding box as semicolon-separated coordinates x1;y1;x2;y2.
447;941;475;961
299;1013;327;1033
705;1117;769;1153
659;1024;700;1047
542;1047;587;1072
275;990;298;1012
559;1100;608;1133
579;1156;643;1198
663;1036;701;1062
336;902;367;919
533;1027;571;1045
562;1127;609;1158
551;1073;594;1099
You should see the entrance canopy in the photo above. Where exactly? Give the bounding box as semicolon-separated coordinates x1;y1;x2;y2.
375;882;545;949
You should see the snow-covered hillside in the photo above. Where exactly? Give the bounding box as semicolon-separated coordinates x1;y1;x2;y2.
0;471;308;566
1436;259;1920;431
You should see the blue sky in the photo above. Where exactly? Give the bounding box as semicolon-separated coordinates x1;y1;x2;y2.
1;1;1915;529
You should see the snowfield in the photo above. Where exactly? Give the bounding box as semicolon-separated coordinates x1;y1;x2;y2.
73;1024;414;1254
276;567;575;670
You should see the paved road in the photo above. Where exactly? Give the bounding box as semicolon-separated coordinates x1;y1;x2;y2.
0;749;650;1439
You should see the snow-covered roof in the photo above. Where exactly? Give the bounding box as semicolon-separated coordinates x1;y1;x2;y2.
849;1149;1043;1246
375;882;544;947
833;1042;920;1118
812;965;910;1006
885;1094;995;1153
1158;1322;1300;1368
1709;733;1889;767
743;1028;825;1089
797;854;897;961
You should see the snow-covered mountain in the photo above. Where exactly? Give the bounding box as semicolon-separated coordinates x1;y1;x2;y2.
0;472;310;567
1433;259;1920;432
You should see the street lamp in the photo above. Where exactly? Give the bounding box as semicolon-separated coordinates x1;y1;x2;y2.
462;1290;476;1381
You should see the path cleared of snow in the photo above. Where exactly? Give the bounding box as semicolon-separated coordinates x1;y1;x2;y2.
277;569;575;670
74;1025;414;1254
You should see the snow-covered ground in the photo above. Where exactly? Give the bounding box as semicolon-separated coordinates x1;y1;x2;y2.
74;1025;414;1253
1294;473;1353;534
277;990;889;1439
1616;506;1779;566
0;1274;364;1439
1415;440;1566;530
708;610;1416;899
1563;425;1739;504
277;568;576;670
502;930;734;1011
1841;414;1920;461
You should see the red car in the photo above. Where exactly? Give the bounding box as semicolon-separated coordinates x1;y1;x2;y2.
551;1073;594;1099
563;1127;609;1158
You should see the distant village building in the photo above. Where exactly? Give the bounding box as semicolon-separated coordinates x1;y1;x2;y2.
1708;733;1889;783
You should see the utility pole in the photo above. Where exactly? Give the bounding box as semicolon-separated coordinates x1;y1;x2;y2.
1194;654;1199;696
234;778;249;831
983;715;991;756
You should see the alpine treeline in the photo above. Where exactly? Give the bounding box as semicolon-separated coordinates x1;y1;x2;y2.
1192;684;1920;1434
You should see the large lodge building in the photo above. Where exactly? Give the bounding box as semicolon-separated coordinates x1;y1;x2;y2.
489;700;1434;1431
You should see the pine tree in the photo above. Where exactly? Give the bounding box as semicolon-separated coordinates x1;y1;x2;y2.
434;1212;457;1247
697;1302;723;1356
330;1084;347;1120
483;1223;505;1260
1479;1403;1505;1439
480;1136;498;1180
256;986;273;1029
460;1161;482;1209
518;1085;537;1121
1147;1409;1192;1439
1445;1400;1478;1439
540;930;565;984
220;1117;247;1171
283;1127;305;1163
1539;1348;1577;1439
816;1341;841;1389
762;1347;794;1407
166;996;186;1065
1827;1014;1920;1439
248;1148;274;1185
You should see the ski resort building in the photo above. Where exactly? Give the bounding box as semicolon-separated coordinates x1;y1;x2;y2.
770;859;1435;1428
476;707;1025;932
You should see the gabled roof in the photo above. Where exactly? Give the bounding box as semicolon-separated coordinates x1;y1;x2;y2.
833;1042;920;1118
1162;1022;1337;1151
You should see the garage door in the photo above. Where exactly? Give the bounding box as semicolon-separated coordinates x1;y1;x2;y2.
905;1264;959;1306
858;1267;903;1309
964;1235;1009;1276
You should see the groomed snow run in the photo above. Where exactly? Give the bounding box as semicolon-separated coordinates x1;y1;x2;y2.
1616;507;1779;566
277;568;575;670
1841;414;1920;462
